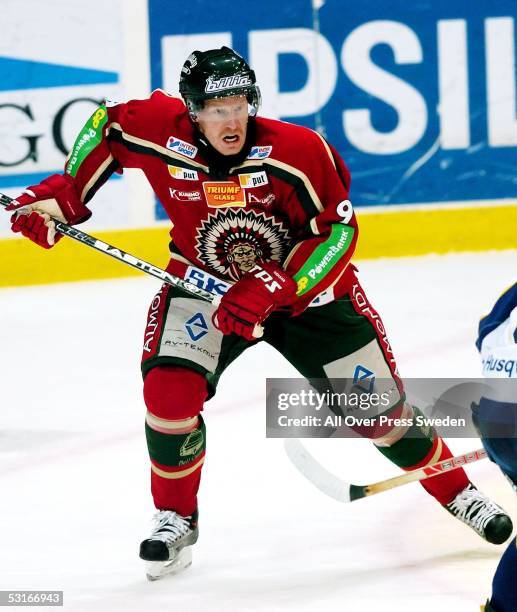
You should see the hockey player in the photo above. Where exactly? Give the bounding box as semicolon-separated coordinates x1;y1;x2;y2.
473;283;517;611
7;47;513;579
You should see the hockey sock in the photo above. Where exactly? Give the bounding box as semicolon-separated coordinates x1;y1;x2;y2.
145;414;206;516
375;408;469;505
143;366;208;516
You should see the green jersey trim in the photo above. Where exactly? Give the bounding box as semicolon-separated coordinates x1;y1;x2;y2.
66;105;108;177
293;224;355;296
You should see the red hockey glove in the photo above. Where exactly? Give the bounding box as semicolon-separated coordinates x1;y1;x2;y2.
7;174;92;249
213;262;297;341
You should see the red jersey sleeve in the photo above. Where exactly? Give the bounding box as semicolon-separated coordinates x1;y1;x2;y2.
281;132;358;306
63;91;188;207
63;101;126;204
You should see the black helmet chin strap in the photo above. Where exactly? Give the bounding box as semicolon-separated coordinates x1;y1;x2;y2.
193;118;257;178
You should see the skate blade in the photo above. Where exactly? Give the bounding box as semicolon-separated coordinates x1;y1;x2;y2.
145;547;193;581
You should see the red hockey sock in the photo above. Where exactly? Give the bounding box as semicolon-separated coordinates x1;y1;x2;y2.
405;437;469;505
143;366;208;516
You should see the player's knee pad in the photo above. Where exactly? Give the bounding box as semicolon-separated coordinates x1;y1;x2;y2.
143;365;208;421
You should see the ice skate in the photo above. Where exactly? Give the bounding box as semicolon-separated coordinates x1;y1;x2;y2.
445;484;513;544
139;510;198;581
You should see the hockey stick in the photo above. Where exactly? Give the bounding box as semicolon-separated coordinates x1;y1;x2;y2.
0;192;264;338
284;438;488;503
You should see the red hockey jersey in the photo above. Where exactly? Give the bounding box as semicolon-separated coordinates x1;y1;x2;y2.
65;90;359;312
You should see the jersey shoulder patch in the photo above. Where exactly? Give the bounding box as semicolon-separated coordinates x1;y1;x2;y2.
255;117;327;162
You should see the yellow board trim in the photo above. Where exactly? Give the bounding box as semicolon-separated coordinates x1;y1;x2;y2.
0;226;171;288
0;204;515;288
354;204;517;259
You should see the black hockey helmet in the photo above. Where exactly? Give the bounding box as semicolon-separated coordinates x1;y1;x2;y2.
179;46;261;119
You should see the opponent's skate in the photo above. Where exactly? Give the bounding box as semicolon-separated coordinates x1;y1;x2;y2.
445;484;512;544
139;510;198;580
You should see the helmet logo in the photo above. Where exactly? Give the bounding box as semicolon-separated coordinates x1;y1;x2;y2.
182;53;198;75
205;74;252;93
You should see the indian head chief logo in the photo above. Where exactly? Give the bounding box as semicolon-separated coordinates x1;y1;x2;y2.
195;209;292;281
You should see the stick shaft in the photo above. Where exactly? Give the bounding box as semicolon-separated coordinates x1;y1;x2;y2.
0;193;219;304
285;439;488;503
1;193;267;337
363;448;487;497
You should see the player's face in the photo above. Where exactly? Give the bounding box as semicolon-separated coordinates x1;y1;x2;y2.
196;96;249;156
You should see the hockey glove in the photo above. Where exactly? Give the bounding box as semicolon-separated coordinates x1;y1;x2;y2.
7;174;92;249
213;261;297;341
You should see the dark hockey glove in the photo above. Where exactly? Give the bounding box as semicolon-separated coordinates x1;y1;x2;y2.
213;261;297;341
7;174;92;249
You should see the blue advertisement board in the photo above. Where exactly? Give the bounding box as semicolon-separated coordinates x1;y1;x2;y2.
149;0;517;210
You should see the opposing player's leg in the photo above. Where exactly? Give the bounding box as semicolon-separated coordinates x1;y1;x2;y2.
267;274;512;543
139;283;252;578
484;537;517;611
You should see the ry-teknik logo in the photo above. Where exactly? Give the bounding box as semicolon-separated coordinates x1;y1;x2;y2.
185;312;209;341
353;365;376;393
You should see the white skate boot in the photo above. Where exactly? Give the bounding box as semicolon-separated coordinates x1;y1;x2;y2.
445;484;512;544
139;510;198;580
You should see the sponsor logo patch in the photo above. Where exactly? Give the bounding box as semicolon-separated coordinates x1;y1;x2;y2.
247;145;272;160
248;193;276;206
170;188;201;201
166;136;198;159
296;277;309;293
238;171;268;188
185;266;230;296
66;106;107;177
308;228;352;280
168;165;198;181
203;181;245;208
353;365;376;393
185;312;209;341
180;429;204;457
482;355;517;377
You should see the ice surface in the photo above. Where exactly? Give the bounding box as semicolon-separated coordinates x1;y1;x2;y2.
1;250;516;611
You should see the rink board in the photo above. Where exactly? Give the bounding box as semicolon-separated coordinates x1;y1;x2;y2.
1;204;515;287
